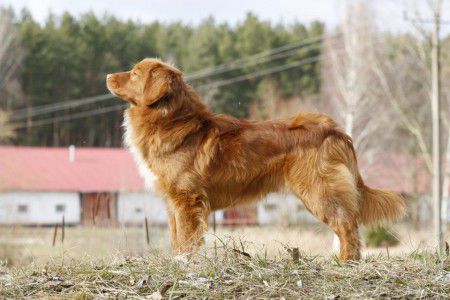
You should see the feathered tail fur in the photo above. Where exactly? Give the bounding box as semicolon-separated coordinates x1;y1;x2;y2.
360;185;406;226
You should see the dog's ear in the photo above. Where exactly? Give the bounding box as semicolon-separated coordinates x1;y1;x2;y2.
143;67;182;107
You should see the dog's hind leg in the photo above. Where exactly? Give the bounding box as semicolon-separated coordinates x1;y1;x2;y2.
290;165;361;261
321;206;361;261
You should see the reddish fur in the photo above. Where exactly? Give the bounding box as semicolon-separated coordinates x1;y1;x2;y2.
106;58;406;260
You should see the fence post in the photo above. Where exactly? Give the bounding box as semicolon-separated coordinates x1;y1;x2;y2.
213;212;217;257
52;223;59;247
145;217;150;245
93;196;100;225
61;215;65;243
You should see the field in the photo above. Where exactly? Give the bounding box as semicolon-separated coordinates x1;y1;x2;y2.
1;225;450;298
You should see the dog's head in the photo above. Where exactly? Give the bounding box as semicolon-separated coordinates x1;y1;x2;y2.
106;58;183;107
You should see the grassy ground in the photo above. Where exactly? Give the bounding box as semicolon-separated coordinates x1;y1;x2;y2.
1;245;450;299
1;225;450;298
1;224;446;266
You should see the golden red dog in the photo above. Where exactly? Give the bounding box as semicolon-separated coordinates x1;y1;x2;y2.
106;58;405;261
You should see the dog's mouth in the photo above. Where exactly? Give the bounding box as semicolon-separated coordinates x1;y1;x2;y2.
109;88;137;106
106;78;137;106
125;97;137;106
107;87;119;97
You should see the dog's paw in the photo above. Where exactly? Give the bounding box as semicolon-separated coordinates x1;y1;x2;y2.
173;253;190;263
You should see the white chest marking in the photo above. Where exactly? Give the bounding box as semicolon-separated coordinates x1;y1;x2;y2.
123;111;157;190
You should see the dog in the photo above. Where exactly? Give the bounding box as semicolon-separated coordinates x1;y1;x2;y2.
106;58;405;261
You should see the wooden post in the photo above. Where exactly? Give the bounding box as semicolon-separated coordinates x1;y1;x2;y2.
93;196;100;225
61;216;65;243
52;223;59;247
145;217;150;245
213;212;217;257
106;196;111;219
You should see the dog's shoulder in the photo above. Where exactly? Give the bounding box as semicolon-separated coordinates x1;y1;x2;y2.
209;114;245;138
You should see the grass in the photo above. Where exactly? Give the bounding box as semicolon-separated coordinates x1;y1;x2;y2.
1;243;450;299
0;226;171;266
1;225;450;298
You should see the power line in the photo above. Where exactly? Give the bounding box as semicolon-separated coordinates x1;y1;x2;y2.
11;94;115;121
15;53;323;129
186;35;325;80
11;36;326;121
199;55;322;90
186;41;323;80
14;103;128;129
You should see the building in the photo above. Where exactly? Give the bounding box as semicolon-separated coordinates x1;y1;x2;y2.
257;193;318;225
0;146;166;226
1;146;448;226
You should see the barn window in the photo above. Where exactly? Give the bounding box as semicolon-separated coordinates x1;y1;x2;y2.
18;204;28;213
135;207;143;213
55;204;66;213
264;203;277;211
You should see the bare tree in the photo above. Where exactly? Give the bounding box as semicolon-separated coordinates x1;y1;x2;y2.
0;110;14;142
321;1;395;167
248;79;319;121
372;37;433;170
371;1;450;233
0;8;24;142
321;1;398;252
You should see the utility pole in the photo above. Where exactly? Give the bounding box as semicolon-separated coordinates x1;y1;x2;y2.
404;0;448;253
431;0;443;252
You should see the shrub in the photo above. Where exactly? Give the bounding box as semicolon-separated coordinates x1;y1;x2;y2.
364;226;399;248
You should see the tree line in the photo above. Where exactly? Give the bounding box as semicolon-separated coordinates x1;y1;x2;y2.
0;8;323;147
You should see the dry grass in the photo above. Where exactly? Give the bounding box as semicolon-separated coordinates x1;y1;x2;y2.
1;241;450;299
0;226;170;266
1;225;450;298
0;224;448;265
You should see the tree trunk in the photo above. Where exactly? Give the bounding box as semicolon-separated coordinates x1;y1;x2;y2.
441;131;450;232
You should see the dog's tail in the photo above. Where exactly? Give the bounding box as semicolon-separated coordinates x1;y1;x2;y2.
359;183;406;226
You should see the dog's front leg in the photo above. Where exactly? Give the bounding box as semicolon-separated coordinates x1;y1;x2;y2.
166;209;179;253
172;195;209;254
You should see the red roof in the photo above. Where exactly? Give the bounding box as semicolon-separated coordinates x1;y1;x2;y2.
0;146;440;195
0;146;145;192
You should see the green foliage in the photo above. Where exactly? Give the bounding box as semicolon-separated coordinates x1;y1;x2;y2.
365;226;400;248
3;10;323;146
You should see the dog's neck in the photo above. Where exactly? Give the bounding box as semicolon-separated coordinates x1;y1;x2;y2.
123;83;212;171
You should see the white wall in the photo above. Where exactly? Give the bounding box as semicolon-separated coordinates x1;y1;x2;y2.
257;193;319;225
208;210;224;224
0;192;80;225
118;192;168;225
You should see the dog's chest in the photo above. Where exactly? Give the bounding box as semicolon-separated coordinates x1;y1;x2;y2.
122;112;157;190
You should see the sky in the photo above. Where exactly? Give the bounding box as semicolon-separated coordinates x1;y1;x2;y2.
0;0;447;33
